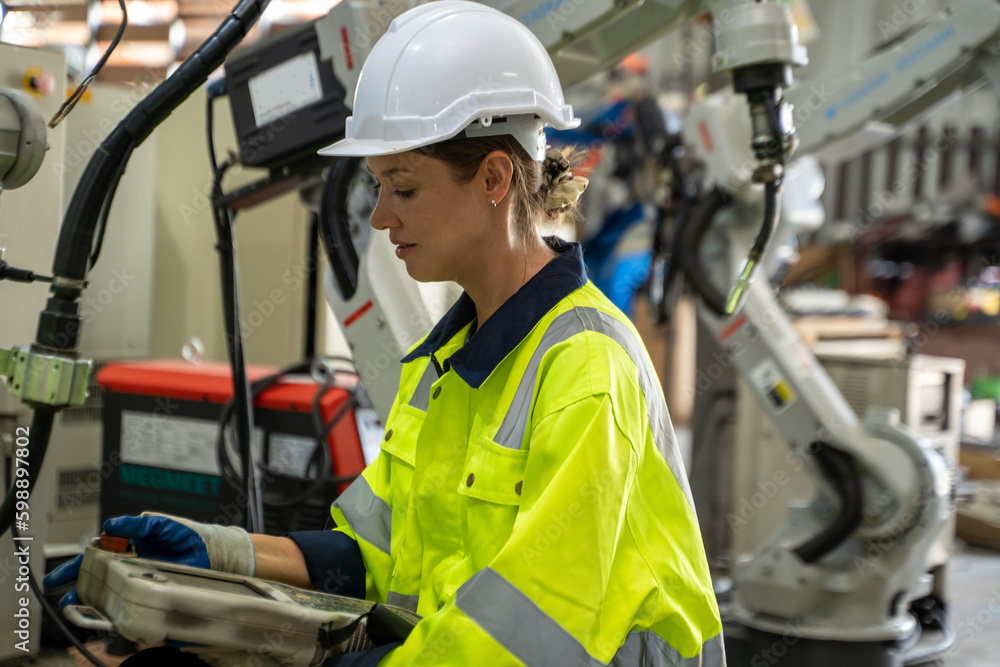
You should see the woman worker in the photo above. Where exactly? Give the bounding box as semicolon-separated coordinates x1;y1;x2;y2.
46;2;723;665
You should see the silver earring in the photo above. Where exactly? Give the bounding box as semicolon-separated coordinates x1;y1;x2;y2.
492;200;497;208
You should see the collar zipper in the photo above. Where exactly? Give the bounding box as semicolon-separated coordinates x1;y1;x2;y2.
431;353;447;378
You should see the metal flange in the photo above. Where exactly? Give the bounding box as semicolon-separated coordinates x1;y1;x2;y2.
1;345;92;407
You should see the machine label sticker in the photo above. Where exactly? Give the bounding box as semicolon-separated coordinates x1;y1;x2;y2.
268;433;316;477
119;464;222;497
120;411;263;476
249;52;324;128
750;360;796;415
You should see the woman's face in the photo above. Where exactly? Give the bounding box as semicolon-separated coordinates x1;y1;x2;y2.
366;152;493;284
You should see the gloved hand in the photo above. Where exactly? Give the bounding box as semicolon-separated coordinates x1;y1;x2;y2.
43;512;256;608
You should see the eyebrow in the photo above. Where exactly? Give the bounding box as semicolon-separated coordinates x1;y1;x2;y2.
365;166;412;179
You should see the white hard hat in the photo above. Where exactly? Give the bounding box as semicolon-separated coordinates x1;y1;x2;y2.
319;0;580;161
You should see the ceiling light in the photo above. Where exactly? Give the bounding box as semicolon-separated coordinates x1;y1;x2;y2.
168;18;185;52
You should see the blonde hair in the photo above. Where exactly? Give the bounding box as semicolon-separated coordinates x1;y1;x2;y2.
413;136;586;242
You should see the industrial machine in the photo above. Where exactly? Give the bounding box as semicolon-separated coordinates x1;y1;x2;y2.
673;2;1000;663
0;0;994;665
96;359;371;533
62;534;418;666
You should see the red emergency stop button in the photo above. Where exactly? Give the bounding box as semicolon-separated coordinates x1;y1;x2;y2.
99;533;130;553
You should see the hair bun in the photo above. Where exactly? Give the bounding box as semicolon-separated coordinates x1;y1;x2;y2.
542;148;588;212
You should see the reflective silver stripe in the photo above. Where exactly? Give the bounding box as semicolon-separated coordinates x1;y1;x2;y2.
332;475;391;555
455;567;603;666
495;309;588;450
408;362;438;412
386;591;419;613
612;631;726;667
456;567;723;666
494;306;692;504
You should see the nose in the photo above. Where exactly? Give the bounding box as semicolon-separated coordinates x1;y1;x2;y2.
369;191;400;231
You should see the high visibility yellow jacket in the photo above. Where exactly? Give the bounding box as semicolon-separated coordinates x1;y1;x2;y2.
330;239;723;666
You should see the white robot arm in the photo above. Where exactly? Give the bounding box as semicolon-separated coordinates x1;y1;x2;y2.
675;0;1000;660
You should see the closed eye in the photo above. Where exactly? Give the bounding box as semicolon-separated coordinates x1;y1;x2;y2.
372;182;414;199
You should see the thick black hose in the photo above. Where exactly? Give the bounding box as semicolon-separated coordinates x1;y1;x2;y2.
88;138;137;270
215;361;359;508
793;442;864;564
744;180;779;274
676;187;731;316
724;179;779;315
52;0;271;283
305;213;320;358
320;157;362;299
650;163;698;325
217;362;312;491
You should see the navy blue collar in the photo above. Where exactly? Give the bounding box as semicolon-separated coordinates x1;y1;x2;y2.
401;237;587;388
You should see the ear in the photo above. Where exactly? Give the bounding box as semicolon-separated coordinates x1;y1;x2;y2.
480;150;514;206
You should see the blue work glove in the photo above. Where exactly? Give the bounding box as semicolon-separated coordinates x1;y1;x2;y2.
325;644;399;666
44;512;256;608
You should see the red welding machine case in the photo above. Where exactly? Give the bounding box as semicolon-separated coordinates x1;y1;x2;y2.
97;360;368;533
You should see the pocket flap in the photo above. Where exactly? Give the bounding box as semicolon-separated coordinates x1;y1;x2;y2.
380;405;422;466
457;436;528;505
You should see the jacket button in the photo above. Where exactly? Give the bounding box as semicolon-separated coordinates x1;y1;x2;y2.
514;481;522;495
466;473;475;487
432;386;442;399
384;429;393;441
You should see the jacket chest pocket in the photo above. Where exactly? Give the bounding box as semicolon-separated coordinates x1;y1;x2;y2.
381;406;422;529
457;435;528;565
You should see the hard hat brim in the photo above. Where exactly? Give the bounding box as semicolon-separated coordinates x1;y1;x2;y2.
318;112;582;159
318;136;441;158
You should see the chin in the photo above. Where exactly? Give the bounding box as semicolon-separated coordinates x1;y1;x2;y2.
401;252;459;284
403;262;437;283
406;266;456;285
